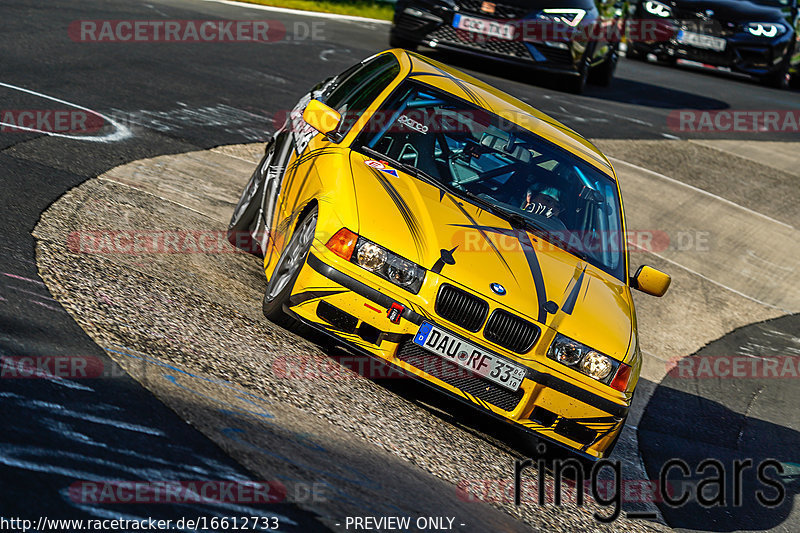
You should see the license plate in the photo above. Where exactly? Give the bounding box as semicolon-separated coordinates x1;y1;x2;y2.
453;14;515;41
412;322;526;391
677;30;726;52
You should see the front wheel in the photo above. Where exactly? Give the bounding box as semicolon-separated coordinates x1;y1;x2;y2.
624;44;645;61
227;143;273;256
589;47;618;87
760;61;791;89
262;205;318;328
563;52;590;94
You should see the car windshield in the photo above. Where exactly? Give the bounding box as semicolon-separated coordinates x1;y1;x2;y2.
355;80;626;281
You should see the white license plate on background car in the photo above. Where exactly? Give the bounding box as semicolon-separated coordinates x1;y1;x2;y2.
677;30;726;51
453;14;515;40
412;322;526;391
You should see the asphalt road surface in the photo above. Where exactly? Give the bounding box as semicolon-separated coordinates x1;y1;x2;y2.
1;0;798;531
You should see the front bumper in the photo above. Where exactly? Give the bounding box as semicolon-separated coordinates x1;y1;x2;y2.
391;5;585;75
287;247;630;459
629;19;794;77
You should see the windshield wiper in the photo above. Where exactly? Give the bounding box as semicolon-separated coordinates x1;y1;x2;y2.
456;189;517;221
459;190;594;261
357;145;440;187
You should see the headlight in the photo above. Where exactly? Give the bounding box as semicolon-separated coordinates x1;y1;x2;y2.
550;337;585;365
356;242;386;272
547;333;631;390
539;9;586;27
643;0;671;18
580;351;614;380
744;22;786;38
352;237;426;293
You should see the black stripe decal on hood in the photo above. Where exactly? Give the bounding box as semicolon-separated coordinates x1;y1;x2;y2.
561;268;585;316
449;221;548;322
368;166;426;258
515;230;549;324
446;197;517;283
288;146;338;172
278;146;339;225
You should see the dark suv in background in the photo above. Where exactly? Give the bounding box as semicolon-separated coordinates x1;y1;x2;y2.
627;0;799;88
389;0;625;93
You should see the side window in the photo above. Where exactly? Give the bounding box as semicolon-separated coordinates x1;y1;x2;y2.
324;54;401;140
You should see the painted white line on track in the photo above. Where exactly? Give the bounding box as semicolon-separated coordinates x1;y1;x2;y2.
628;239;790;312
197;0;392;24
568;101;653;127
0;82;132;143
610;156;794;230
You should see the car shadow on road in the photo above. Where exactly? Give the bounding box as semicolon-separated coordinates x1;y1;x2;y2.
638;312;800;532
309;324;800;530
638;383;800;531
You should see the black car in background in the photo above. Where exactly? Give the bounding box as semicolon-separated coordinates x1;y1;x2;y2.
627;0;800;87
389;0;624;93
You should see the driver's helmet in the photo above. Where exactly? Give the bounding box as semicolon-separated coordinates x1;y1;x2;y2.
523;185;563;218
537;187;561;204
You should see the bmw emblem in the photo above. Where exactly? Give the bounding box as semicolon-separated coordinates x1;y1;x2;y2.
705;9;714;16
490;283;506;296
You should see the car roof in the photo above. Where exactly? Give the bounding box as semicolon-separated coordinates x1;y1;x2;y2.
390;49;615;177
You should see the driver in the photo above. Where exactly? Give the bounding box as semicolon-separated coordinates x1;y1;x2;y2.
522;186;563;220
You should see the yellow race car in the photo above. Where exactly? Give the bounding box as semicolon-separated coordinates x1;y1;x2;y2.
227;49;670;459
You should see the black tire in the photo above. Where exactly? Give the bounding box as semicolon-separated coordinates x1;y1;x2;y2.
262;205;318;328
624;44;645;61
389;31;417;51
227;143;273;256
761;59;792;89
563;51;590;94
790;70;800;89
589;47;618;87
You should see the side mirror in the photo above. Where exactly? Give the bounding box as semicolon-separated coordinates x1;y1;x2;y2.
631;265;671;297
303;99;341;136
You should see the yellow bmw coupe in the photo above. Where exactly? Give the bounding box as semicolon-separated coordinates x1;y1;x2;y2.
228;49;670;459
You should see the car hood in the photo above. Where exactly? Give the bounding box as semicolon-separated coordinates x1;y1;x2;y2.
668;0;786;22
349;152;634;361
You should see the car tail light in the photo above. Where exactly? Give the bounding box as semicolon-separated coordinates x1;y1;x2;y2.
610;362;632;392
326;228;357;260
